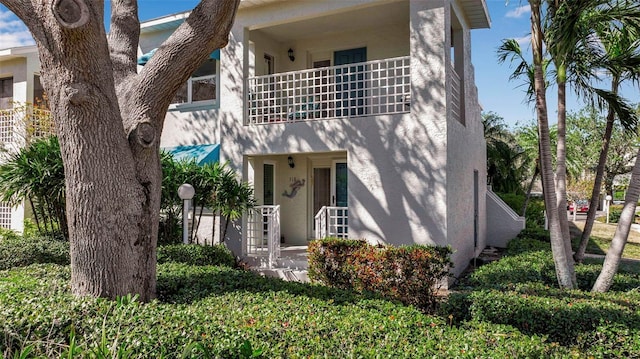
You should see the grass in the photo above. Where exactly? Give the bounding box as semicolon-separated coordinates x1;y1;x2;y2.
569;220;640;260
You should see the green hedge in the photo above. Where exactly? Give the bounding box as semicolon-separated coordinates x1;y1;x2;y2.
157;243;236;267
497;193;545;228
308;238;452;311
441;235;640;351
0;235;70;270
0;263;575;358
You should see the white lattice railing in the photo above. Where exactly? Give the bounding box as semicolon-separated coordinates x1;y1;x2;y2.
247;56;411;125
314;206;348;239
0;106;54;145
244;205;280;268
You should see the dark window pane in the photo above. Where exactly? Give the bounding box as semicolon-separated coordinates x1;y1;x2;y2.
171;83;188;104
192;78;216;102
193;59;216;78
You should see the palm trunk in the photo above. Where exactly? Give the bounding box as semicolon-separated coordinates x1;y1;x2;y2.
28;197;43;234
530;0;574;289
592;145;640;292
555;71;576;284
521;160;540;217
575;77;620;262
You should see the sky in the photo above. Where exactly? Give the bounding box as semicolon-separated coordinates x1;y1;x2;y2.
1;0;638;129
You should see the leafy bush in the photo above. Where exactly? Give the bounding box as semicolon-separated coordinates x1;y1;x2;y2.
308;238;452;311
497;193;545;228
157;244;236;267
608;204;624;224
468;284;640;346
0;263;576;358
0;235;70;270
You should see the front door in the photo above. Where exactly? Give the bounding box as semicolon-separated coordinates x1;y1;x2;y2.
334;48;367;117
311;160;348;238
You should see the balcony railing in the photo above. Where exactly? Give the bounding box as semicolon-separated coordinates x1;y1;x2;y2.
244;205;280;268
450;64;462;124
0;106;54;145
247;56;411;125
314;206;348;239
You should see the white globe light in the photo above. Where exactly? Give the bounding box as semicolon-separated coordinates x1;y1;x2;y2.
178;183;195;200
605;195;612;201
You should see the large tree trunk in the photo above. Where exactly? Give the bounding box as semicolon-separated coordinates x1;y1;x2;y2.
592;146;640;292
575;77;620;262
2;0;240;300
530;0;574;289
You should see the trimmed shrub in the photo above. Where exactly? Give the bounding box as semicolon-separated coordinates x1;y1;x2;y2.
497;193;545;228
0;263;576;358
0;235;70;270
156;243;235;267
308;238;452;311
307;238;368;290
468;284;640;346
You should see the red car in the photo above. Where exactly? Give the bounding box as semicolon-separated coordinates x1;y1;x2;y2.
569;200;589;214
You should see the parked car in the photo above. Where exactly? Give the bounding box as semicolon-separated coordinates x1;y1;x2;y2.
569;200;590;214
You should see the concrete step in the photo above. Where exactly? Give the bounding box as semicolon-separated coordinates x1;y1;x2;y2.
252;267;309;283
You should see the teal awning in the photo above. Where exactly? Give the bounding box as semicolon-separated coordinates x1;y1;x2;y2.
137;48;220;65
164;144;220;165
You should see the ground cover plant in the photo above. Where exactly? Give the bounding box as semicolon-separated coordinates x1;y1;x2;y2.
3;231;640;357
443;230;640;356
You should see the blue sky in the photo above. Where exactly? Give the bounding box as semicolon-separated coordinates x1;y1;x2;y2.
1;0;637;129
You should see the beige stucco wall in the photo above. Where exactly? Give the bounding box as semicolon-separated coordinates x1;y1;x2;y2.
0;48;42;232
140;0;491;276
444;2;488;277
219;0;452;253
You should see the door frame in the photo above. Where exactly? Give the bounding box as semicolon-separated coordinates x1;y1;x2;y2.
308;157;347;239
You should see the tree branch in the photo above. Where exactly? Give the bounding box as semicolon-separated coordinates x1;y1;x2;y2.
108;0;140;85
127;0;240;129
0;0;46;42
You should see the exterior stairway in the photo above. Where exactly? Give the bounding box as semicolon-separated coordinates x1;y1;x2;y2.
242;245;309;283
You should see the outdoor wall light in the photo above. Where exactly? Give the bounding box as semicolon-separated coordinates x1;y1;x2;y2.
288;48;295;62
178;183;195;244
288;155;295;168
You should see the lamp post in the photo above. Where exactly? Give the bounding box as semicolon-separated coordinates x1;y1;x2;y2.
178;183;195;244
605;195;612;224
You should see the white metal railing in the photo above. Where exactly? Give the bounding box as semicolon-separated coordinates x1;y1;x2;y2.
247;56;411;125
314;206;348;239
450;64;462;124
244;205;280;267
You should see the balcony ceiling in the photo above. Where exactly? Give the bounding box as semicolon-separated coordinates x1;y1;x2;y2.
251;1;409;42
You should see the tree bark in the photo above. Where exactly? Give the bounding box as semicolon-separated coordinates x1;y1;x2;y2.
554;67;577;284
521;161;539;217
2;0;240;300
575;77;620;262
530;0;574;289
592;145;640;292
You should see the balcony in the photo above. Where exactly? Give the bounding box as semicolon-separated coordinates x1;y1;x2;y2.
0;105;54;145
246;56;411;125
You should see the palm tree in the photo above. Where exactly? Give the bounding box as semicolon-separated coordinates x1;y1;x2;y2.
569;27;640;262
216;173;256;242
0;136;66;237
529;0;575;289
592;144;640;292
483;112;527;193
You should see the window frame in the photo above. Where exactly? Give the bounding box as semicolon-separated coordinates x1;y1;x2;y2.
169;59;220;110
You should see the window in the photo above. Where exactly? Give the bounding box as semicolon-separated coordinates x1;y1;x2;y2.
171;58;218;105
34;75;49;109
264;54;274;75
263;163;274;205
0;77;13;109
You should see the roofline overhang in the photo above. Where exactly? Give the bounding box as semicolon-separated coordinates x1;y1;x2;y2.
0;45;38;61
